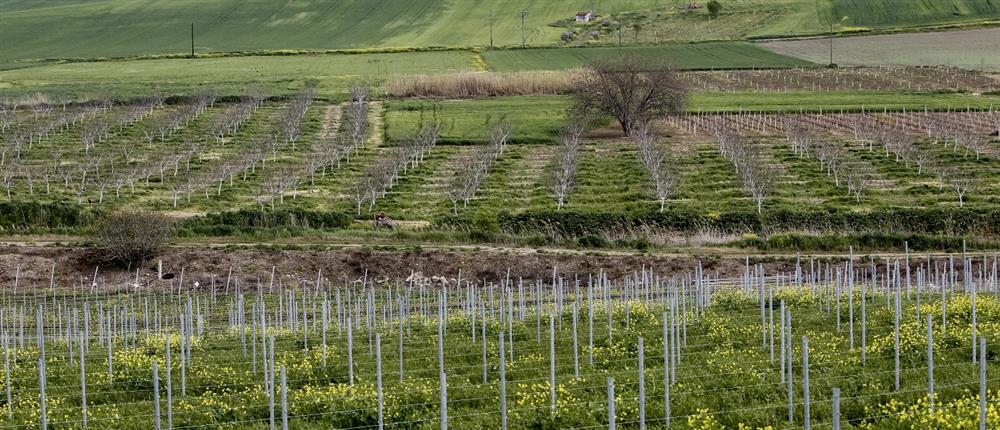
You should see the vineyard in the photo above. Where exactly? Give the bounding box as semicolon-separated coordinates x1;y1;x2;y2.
3;1;1000;428
0;253;996;428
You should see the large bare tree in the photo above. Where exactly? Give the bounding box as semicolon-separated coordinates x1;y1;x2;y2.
572;56;687;136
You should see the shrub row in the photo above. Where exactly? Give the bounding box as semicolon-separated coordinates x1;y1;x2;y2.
435;208;1000;238
182;209;353;235
0;203;353;235
0;201;104;231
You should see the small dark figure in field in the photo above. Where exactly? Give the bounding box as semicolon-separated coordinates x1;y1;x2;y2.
374;211;397;230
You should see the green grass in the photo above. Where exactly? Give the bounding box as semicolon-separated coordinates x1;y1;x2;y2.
384;97;570;144
759;28;1000;71
0;51;477;99
483;42;815;72
690;90;1000;112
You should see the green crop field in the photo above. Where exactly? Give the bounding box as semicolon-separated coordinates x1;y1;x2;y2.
759;28;1000;71
482;43;815;72
0;51;477;99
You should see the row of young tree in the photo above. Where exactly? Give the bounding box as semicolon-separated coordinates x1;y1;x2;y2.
446;122;511;213
352;122;439;215
256;85;367;209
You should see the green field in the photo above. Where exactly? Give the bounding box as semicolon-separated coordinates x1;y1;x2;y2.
384;97;570;144
2;0;996;64
483;42;815;72
759;28;1000;71
0;51;477;99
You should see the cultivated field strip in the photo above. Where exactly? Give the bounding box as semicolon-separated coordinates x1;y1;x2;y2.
683;66;999;93
0;255;995;428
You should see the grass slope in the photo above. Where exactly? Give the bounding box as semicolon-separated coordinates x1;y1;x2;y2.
0;0;662;62
483;42;815;72
2;0;996;63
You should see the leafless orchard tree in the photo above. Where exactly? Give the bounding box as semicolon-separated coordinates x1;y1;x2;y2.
356;124;440;214
573;56;687;136
933;165;975;207
632;122;679;212
279;86;316;147
345;85;371;153
713;123;777;214
842;162;875;203
0;159;20;199
783;117;817;157
212;94;266;142
550;118;585;210
446;122;509;213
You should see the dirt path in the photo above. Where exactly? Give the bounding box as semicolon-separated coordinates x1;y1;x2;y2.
0;240;954;289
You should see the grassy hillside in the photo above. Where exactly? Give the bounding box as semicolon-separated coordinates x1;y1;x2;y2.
2;0;996;64
0;0;662;62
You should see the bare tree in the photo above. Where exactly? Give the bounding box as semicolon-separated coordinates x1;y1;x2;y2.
782;116;816;157
843;162;875;203
550;119;585;210
713;124;777;214
573;56;687;136
632;122;679;212
936;166;974;207
446;122;508;213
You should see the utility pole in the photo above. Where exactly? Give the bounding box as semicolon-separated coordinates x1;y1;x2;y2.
490;9;495;48
828;21;834;65
190;23;195;58
520;9;527;48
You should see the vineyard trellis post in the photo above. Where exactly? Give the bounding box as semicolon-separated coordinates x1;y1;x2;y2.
803;336;810;430
153;361;161;430
663;313;670;427
927;314;935;414
549;312;556;412
377;333;384;430
440;371;448;430
607;377;616;430
281;365;288;430
832;387;841;430
347;316;354;386
979;336;986;430
499;333;507;430
638;336;646;430
80;334;87;429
